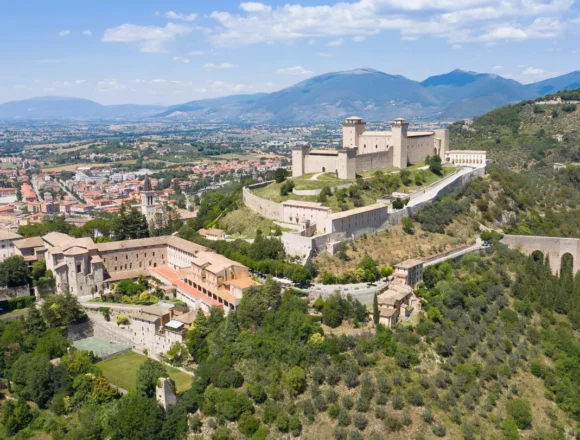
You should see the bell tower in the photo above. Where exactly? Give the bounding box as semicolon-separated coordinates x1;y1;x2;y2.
140;175;158;219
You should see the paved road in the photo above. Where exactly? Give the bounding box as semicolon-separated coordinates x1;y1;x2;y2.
424;239;484;267
57;178;84;203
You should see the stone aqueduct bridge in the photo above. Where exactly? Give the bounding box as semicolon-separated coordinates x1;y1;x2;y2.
501;234;580;275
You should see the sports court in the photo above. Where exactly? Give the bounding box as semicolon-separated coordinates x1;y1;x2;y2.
73;336;131;359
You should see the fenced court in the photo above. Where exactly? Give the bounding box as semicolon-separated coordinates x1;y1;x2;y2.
73;336;131;360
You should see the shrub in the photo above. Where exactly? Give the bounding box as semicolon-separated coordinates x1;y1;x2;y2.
334;426;347;440
353;413;368;431
276;413;289;432
284;366;306;396
238;413;260;437
338;408;351;427
500;417;520;440
375;392;388;405
392;394;405;410
248;384;267;404
349;430;364;440
375;406;387;420
116;314;130;326
386;415;403;432
212;427;232;440
432;423;447;437
402;217;415;234
289;414;302;437
422;408;433;423
328;404;340;419
342;395;354;410
407;389;424;406
507;398;532;429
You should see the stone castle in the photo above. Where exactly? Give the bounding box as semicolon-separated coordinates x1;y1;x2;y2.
292;117;450;179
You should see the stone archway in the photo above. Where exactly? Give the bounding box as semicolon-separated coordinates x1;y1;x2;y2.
531;250;544;263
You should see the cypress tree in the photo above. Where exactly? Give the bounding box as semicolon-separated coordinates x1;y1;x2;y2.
373;293;380;325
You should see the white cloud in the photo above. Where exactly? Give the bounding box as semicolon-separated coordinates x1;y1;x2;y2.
58;30;70;37
352;35;366;42
165;11;197;22
173;56;190;63
519;66;556;82
82;30;92;36
74;80;86;84
12;84;26;89
316;52;332;57
204;63;234;71
523;66;544;75
276;66;314;75
188;50;204;56
328;38;343;46
204;0;574;47
492;65;503;70
240;2;272;13
102;23;192;53
451;43;462;48
570;16;580;24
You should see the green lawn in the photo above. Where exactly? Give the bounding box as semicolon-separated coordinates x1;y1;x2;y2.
97;351;192;393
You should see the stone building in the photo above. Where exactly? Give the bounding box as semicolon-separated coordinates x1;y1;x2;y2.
444;150;487;168
0;230;22;262
292;116;449;179
377;259;423;327
35;232;257;312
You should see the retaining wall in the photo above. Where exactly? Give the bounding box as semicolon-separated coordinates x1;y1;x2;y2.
242;182;283;221
0;285;31;301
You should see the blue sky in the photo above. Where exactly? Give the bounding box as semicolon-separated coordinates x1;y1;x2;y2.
1;0;579;105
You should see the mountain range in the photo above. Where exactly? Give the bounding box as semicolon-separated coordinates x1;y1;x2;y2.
2;68;580;122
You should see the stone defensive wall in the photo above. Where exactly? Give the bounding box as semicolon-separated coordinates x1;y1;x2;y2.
242;182;283;221
244;167;485;261
501;234;580;275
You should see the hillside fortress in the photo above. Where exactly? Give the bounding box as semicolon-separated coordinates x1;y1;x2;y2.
292;117;450;179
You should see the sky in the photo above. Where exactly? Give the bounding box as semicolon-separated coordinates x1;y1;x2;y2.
0;0;579;105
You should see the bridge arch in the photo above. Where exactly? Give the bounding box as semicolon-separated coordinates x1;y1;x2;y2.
501;235;580;276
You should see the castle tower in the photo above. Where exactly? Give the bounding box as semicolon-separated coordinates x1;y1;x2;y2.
342;116;366;149
292;144;310;177
391;118;409;169
434;128;449;158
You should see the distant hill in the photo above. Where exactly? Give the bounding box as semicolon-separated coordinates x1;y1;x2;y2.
450;87;580;168
3;69;580;122
525;71;580;96
0;96;163;120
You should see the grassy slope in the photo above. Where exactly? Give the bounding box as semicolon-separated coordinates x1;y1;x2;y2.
252;168;455;212
97;351;192;393
314;218;476;280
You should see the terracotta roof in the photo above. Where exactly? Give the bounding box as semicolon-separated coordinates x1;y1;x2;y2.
225;277;259;289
